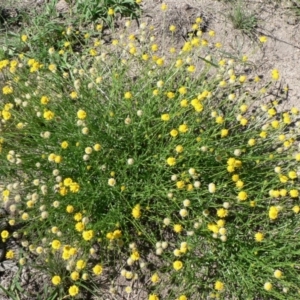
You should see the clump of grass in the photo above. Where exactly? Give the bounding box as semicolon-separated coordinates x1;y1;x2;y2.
228;2;258;36
288;0;300;19
71;0;142;22
0;3;300;300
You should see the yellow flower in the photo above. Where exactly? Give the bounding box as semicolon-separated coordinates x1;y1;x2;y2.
221;129;228;137
248;138;256;146
66;205;74;214
151;273;160;283
215;116;224;124
124;91;132;99
2;110;11;120
107;8;114;15
51;275;61;285
149;294;159;300
75;222;85;232
178;124;188;133
61;141;69;149
176;59;183;68
70;182;79;193
161;113;170;121
173;260;183;271
187;65;196;72
93;264;103;275
151;44;158;52
237;191;248;201
254;232;264;242
240;118;248;126
180;99;188;107
69;285;79;297
142;54;149;61
259;36;267;43
292;205;300;214
131;250;140;261
176;181;185;189
82;230;94;241
70;91;78;99
48;64;57;72
170;129;178;137
71;271;80;281
264;282;272;291
271;69;280;80
40;96;50;105
173;224;182;233
51;240;61;250
43;110;54;120
93;143;101;151
166;157;176;166
5;250;14;259
77;109;87;119
2;86;13;95
214;280;224;291
21;35;28;42
175;145;184;153
132;204;141;219
161;3;168;11
76;260;86;270
288;171;297;179
169;25;176;32
269;206;279;220
156;58;164;66
289;189;299;198
217;208;228;218
274;270;283;279
1;230;9;239
89;49;97;56
178;86;187;95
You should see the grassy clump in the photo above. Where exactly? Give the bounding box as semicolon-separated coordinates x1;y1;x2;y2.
0;3;300;300
228;2;258;36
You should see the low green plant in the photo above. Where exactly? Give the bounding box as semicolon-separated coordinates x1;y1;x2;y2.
71;0;141;23
0;5;300;300
228;2;258;36
289;0;300;18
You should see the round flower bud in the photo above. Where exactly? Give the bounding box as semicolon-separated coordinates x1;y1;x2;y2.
171;175;177;181
194;181;201;188
163;218;171;225
156;248;163;255
127;158;134;165
183;199;190;207
223;202;230;209
179;209;188;217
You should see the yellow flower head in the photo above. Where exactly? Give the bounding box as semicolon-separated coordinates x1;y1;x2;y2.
132;204;141;219
173;260;183;271
51;275;61;285
82;230;94;241
214;280;224;291
93;264;103;275
161;114;170;121
166;157;176;166
237;191;248;201
69;285;79;297
254;232;264;242
269;206;279;220
77;109;87;119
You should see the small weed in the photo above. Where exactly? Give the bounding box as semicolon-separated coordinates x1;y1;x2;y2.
228;2;258;36
288;0;300;18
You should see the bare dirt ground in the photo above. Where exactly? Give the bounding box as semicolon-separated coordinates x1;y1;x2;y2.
0;0;300;299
